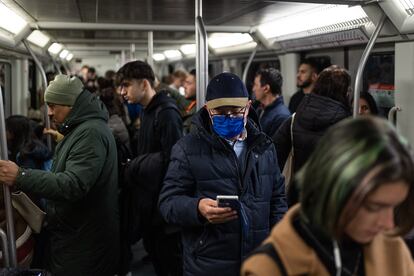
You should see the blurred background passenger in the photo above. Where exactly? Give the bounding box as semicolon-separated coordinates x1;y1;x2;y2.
6;115;52;171
99;87;131;150
274;65;352;206
288;58;320;113
169;69;187;95
182;69;197;134
253;68;290;137
359;91;379;115
242;117;414;276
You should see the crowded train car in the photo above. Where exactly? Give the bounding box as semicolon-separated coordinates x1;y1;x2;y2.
0;0;414;275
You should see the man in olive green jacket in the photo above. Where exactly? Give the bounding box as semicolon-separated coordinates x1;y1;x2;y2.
0;75;120;275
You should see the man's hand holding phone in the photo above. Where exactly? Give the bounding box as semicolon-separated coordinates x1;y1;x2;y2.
198;197;238;224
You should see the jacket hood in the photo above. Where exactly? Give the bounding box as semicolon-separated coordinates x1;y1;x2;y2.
145;90;177;113
59;90;109;135
296;93;351;131
190;106;270;152
18;140;52;162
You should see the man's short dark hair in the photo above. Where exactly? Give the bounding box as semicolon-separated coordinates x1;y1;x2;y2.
116;60;155;88
189;69;196;77
256;68;283;96
300;57;331;75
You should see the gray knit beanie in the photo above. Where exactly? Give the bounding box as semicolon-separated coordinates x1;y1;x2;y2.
44;74;83;106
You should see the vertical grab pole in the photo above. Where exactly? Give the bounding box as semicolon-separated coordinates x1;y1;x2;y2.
23;40;52;150
196;0;208;110
147;31;154;68
47;53;62;74
353;14;386;118
242;45;258;85
0;85;17;267
0;228;10;267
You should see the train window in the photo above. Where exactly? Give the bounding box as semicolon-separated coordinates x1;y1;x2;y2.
0;62;12;118
362;53;395;117
243;59;280;98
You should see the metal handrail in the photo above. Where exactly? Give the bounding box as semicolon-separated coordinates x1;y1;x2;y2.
0;85;17;267
196;15;208;110
388;106;401;126
196;0;208;111
0;228;10;267
147;31;154;68
242;45;258;85
23;40;52;150
353;13;386;118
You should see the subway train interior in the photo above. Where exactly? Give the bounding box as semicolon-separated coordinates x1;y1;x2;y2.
1;0;414;274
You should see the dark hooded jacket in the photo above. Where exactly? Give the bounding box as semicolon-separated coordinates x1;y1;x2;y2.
14;140;52;170
159;108;287;276
273;94;351;204
274;93;351;172
15;90;120;275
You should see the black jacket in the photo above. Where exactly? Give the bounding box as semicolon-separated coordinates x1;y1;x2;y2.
159;108;287;276
124;91;183;239
273;94;351;204
288;89;305;113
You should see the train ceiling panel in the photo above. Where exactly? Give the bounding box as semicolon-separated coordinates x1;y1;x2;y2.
13;0;274;26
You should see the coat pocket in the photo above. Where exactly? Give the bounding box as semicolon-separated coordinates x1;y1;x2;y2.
192;227;209;256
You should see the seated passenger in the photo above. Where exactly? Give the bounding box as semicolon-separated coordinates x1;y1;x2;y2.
242;116;414;276
159;72;287;276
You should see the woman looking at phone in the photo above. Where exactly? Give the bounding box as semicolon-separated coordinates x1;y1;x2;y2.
242;116;414;276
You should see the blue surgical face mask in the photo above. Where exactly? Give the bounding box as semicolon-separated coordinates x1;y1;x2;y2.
211;115;245;139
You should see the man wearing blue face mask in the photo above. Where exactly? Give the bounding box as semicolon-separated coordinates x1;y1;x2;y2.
159;72;287;276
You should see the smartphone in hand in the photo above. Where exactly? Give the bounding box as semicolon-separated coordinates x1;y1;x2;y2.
216;195;240;211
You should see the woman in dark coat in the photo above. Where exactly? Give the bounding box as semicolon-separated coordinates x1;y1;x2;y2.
273;65;352;206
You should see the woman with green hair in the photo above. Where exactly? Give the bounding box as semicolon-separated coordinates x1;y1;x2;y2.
242;116;414;276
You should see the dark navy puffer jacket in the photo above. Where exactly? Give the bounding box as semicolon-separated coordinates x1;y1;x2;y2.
159;108;287;276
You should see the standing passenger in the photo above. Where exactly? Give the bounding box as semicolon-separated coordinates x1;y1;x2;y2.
116;61;183;276
159;72;287;276
242;117;414;276
274;65;351;206
288;58;320;113
253;68;290;136
183;69;197;134
0;75;120;275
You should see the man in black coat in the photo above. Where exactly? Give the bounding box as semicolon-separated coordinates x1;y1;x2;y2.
117;61;183;275
159;72;287;276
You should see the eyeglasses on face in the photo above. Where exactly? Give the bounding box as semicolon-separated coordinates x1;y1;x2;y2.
209;107;246;118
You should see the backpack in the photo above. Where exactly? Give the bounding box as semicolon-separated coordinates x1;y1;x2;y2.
119;99;180;248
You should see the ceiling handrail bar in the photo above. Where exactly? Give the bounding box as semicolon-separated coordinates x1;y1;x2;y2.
242;45;258;85
353;13;386;118
23;40;52;150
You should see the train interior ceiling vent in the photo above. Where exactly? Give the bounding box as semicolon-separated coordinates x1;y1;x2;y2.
277;28;369;52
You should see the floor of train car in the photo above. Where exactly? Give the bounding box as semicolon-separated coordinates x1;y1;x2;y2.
131;241;156;276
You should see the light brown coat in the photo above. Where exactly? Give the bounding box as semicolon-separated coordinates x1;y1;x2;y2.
242;205;414;276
